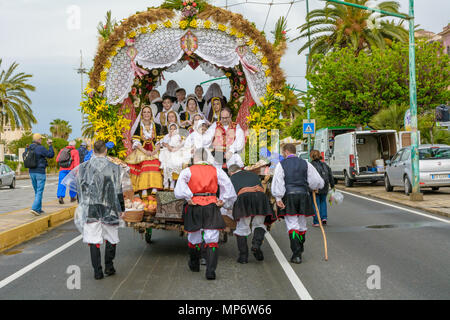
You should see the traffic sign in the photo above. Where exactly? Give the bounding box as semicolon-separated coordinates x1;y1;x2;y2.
303;119;315;135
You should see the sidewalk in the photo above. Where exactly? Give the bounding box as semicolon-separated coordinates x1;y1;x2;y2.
15;173;59;181
0;199;77;253
337;183;450;218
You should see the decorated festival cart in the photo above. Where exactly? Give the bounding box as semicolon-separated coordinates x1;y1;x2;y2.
82;0;298;243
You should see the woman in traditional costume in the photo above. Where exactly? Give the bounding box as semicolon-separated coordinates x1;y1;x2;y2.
206;97;226;124
180;95;202;131
158;123;191;190
125;106;163;195
160;109;181;136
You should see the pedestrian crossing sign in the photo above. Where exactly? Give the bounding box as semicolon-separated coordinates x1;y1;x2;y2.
303;120;315;135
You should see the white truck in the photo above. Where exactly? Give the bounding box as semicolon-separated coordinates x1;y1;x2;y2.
313;127;356;163
329;130;399;187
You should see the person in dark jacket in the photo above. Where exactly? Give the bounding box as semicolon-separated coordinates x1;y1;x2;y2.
77;142;89;164
24;133;55;216
309;149;335;227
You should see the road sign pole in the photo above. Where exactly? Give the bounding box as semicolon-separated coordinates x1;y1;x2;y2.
306;0;312;161
408;0;422;200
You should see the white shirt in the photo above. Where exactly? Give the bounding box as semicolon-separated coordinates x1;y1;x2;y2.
174;163;237;209
271;159;325;202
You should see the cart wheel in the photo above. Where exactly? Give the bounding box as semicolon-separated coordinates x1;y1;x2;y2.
219;231;228;244
145;228;152;244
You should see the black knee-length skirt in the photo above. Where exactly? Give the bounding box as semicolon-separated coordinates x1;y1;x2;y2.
183;203;226;232
232;191;277;224
277;192;315;217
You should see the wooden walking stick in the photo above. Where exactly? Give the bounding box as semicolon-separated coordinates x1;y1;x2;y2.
312;191;328;261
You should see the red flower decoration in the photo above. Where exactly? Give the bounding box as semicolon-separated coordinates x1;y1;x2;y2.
193;2;197;7
281;31;286;34
131;87;137;96
183;2;187;6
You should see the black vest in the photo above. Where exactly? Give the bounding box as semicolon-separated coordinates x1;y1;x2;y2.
230;170;262;194
280;156;308;193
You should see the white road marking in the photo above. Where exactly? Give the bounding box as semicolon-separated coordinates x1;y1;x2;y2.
265;233;313;300
0;235;82;289
338;189;450;224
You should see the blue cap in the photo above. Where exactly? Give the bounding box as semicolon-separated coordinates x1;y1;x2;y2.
106;142;115;149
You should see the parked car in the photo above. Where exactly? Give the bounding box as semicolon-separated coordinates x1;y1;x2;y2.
0;163;16;189
384;144;450;195
329;130;399;187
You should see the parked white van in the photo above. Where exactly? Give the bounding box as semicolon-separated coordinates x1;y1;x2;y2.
313;127;356;163
329;130;398;187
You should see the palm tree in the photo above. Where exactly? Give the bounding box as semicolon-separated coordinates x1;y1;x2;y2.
50;119;72;140
0;59;37;132
293;0;408;72
369;103;409;131
81;114;95;139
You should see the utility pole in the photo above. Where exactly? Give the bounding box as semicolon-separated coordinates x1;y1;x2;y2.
75;50;89;130
305;0;312;161
325;0;421;200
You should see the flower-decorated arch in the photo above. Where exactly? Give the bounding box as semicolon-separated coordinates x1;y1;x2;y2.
88;3;286;107
84;1;291;160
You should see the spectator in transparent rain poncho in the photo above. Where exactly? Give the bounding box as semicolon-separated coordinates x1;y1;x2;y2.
62;140;133;280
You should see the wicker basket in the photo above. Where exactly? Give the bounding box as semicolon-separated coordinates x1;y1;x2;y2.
122;210;144;223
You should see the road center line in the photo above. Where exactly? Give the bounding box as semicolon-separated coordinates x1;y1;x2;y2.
0;235;82;289
265;233;313;300
338;189;450;224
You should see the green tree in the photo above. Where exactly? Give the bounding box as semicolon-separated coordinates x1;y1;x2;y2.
49;119;72;140
0;59;37;131
293;0;408;71
369;103;409;130
305;40;450;128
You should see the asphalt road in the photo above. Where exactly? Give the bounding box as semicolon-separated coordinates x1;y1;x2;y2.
0;191;449;300
0;175;59;214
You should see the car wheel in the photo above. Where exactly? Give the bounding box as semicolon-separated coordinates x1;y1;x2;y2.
10;178;15;189
344;172;354;187
431;187;440;191
404;176;412;196
385;175;393;192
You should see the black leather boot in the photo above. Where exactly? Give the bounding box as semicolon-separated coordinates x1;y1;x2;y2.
188;245;201;272
90;244;103;279
104;241;116;276
251;227;266;261
236;236;248;264
289;231;303;264
205;245;218;280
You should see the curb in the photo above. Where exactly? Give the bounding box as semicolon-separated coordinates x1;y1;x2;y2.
336;187;450;218
0;205;77;253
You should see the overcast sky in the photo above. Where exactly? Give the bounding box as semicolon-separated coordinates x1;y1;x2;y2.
1;0;449;139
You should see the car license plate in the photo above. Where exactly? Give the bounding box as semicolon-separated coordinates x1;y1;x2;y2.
431;174;450;180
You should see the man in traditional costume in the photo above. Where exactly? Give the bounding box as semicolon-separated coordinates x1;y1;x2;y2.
271;143;324;264
125;106;163;195
62;140;133;280
228;165;276;264
208;107;245;170
174;88;187;113
194;84;205;112
174;148;237;280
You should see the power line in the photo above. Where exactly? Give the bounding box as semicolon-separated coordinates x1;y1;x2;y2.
262;1;274;32
218;0;304;8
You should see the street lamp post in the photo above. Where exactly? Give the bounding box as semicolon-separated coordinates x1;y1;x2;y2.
305;0;312;161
